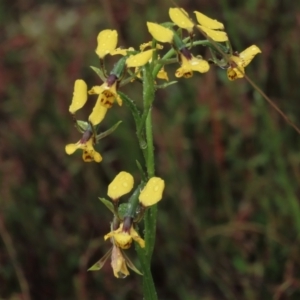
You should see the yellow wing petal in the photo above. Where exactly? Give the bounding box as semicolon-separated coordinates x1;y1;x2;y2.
147;22;174;43
92;151;103;163
108;171;134;200
89;99;108;125
69;79;88;114
65;143;79;155
239;45;261;67
126;49;154;68
139;177;165;206
169;8;194;31
130;227;145;248
197;25;228;42
95;29;118;59
194;11;224;30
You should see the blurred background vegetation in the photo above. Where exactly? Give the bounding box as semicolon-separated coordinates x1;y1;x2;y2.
1;0;300;299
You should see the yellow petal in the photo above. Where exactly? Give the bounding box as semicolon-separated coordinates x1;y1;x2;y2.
82;148;102;163
65;143;79;155
140;42;163;51
139;177;165;206
81;139;102;162
89;100;108;125
108;171;134;200
104;232;114;241
197;25;228;42
93;151;103;163
130;227;145;248
110;47;135;56
157;67;169;81
239;45;261;67
115;94;123;106
126;49;154;68
190;56;210;73
99;91;113;108
169;8;194;31
147;22;174;43
95;29;118;59
194;11;224;30
69;79;88;114
175;67;192;78
113;232;132;249
88;85;105;95
227;68;241;81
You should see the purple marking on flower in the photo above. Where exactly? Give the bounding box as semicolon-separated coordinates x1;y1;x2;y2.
123;216;133;233
180;47;192;60
80;129;93;143
106;74;118;87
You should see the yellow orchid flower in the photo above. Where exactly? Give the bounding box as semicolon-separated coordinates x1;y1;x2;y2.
147;22;174;43
227;45;261;81
88;243;142;278
68;79;108;126
88;74;122;109
104;222;145;249
139;177;165;207
169;8;194;33
95;29;118;59
175;48;210;78
108;171;134;201
65;130;102;163
69;79;88;114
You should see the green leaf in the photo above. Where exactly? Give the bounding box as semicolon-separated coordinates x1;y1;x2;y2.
122;249;143;275
98;198;114;214
75;120;89;133
110;56;127;79
136;160;147;182
90;66;106;82
88;247;112;271
118;203;129;219
160;22;176;29
96;121;122;142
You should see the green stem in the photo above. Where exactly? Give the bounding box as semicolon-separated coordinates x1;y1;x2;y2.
136;244;158;300
145;112;155;177
136;62;157;300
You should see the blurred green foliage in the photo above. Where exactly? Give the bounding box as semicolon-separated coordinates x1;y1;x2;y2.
1;0;300;299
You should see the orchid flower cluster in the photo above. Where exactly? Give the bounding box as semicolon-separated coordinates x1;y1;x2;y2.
89;172;165;278
64;6;261;293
